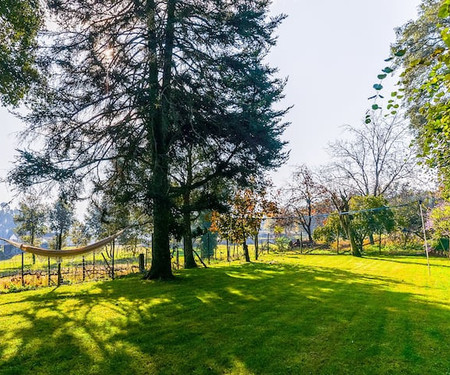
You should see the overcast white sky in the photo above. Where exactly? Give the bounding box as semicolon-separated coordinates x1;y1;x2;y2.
0;0;422;205
268;0;421;183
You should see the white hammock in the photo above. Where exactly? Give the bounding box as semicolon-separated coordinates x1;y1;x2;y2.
0;230;124;258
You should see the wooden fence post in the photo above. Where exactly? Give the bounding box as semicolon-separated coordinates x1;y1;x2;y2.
145;245;149;268
93;253;96;279
57;261;61;286
207;232;211;264
21;252;25;287
82;256;86;281
48;257;51;286
139;253;145;273
112;240;115;280
300;232;303;254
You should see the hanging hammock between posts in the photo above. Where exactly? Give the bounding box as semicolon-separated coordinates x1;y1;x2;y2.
0;230;124;258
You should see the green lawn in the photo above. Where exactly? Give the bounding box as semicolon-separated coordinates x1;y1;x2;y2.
1;254;450;374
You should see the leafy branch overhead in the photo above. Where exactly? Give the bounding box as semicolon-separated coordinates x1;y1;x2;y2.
366;0;450;198
0;0;42;106
366;49;406;123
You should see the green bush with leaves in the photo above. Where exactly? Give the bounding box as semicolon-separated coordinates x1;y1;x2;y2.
274;236;290;252
348;195;395;254
313;213;343;244
393;0;450;197
429;201;450;251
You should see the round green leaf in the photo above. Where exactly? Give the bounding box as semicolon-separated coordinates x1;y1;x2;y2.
373;84;383;91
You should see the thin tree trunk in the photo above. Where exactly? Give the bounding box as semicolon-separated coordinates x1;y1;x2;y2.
182;146;197;269
183;207;197;269
243;240;250;262
336;231;339;254
57;231;62;286
31;230;35;265
307;231;313;243
378;231;382;254
254;233;259;260
369;232;375;245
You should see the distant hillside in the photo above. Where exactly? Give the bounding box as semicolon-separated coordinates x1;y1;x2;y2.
0;203;17;239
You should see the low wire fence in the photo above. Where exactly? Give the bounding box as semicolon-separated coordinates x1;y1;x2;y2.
0;237;280;293
0;243;148;292
0;230;431;293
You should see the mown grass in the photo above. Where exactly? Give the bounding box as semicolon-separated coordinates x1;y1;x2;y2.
1;254;450;374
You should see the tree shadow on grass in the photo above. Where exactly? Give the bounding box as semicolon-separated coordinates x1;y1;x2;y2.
0;262;450;375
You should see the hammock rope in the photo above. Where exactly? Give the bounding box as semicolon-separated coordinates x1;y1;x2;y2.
0;230;124;258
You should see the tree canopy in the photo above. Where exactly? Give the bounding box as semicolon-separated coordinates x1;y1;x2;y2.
328;112;416;198
393;0;450;196
0;0;41;106
8;0;289;279
14;194;47;245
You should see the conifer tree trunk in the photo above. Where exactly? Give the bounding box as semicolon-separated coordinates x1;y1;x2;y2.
148;175;173;280
146;0;176;280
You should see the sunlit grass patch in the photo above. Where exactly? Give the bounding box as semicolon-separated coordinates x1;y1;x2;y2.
0;254;450;374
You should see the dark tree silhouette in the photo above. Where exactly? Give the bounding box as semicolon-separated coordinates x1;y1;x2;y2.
9;0;289;280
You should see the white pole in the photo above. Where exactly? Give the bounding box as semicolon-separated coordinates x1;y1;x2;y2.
419;201;431;276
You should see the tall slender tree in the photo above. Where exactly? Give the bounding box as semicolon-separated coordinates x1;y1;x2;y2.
14;193;47;264
49;196;74;285
49;197;74;251
328;113;416;198
284;165;326;242
317;166;361;257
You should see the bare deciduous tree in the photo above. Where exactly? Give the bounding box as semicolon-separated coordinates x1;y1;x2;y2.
328;113;417;198
316;165;362;256
283;165;326;242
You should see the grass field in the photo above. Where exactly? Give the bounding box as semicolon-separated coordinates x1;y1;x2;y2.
1;253;450;374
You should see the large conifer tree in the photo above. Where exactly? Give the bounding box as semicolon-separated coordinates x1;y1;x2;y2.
9;0;289;280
